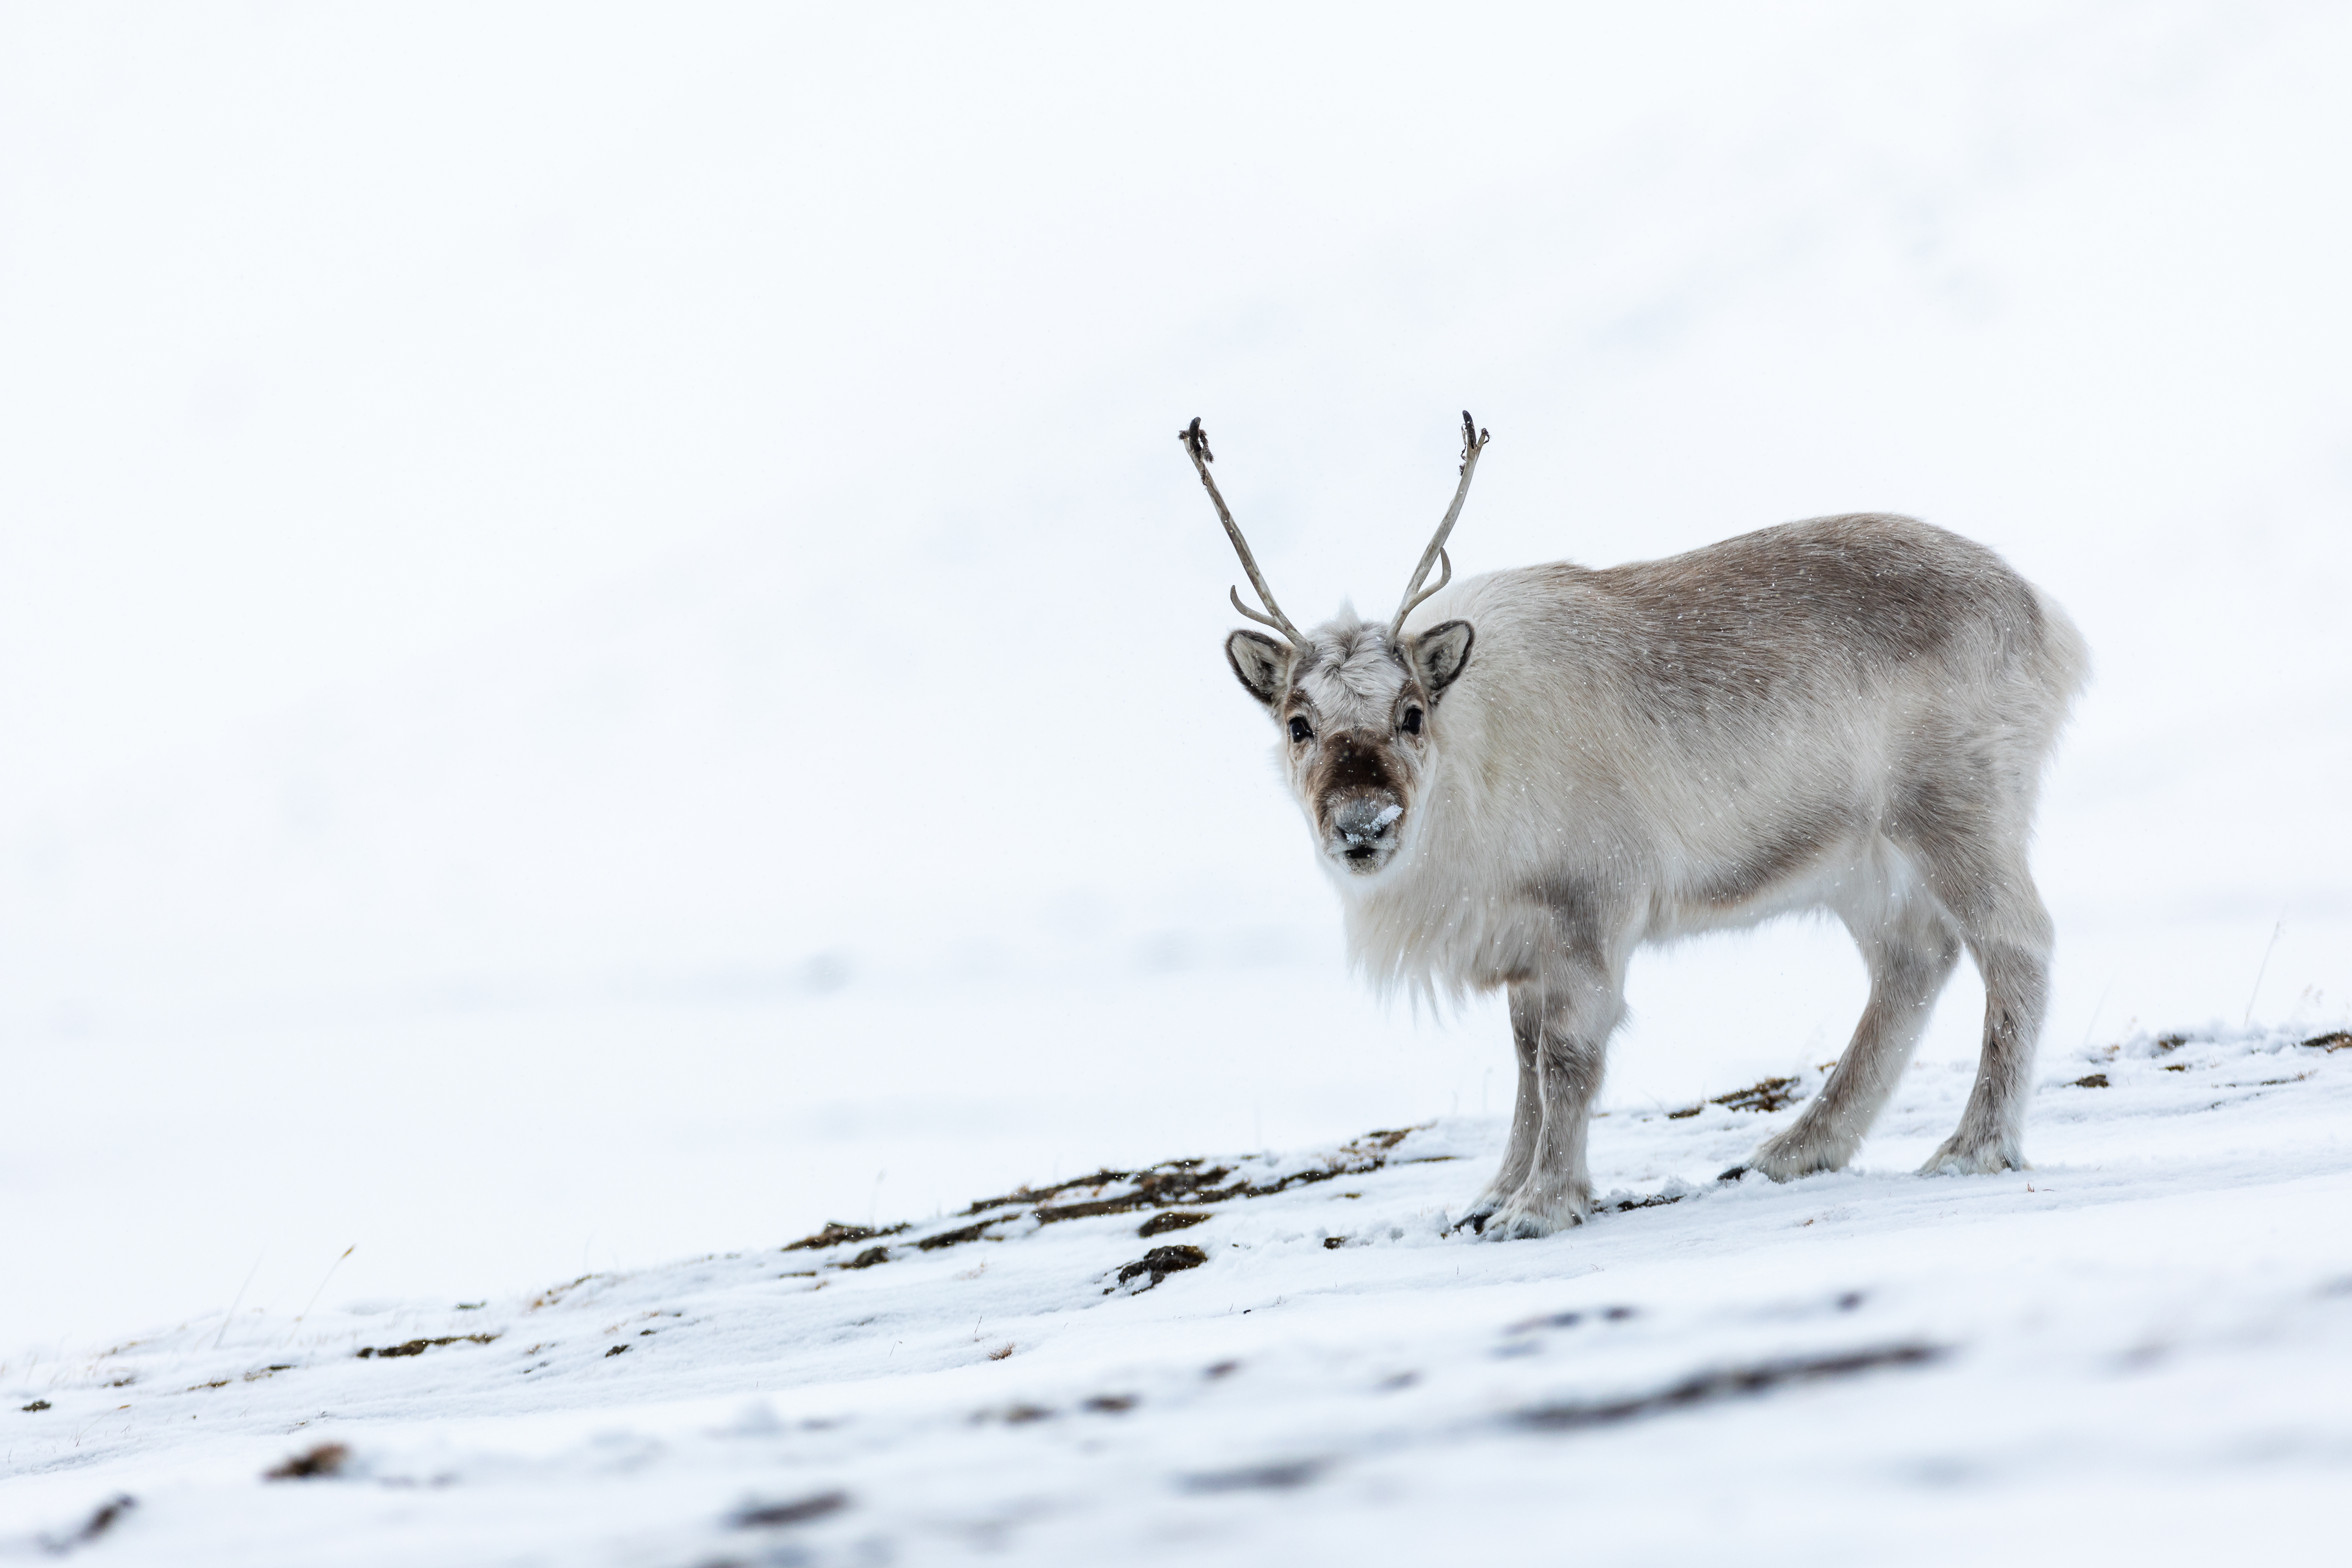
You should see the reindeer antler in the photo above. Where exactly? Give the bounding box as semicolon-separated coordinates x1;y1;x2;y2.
1180;416;1306;647
1388;410;1490;641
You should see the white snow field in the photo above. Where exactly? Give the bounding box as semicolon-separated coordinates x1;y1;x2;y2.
6;3;2352;1562
7;1023;2351;1565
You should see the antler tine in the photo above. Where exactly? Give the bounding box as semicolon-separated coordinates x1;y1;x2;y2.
1228;584;1292;633
1179;416;1306;648
1387;410;1490;642
1394;548;1453;628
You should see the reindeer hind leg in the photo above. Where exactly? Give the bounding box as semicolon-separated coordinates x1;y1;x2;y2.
1736;879;1961;1181
1896;804;2055;1176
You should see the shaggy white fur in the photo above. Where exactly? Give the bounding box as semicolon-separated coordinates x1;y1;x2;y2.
1225;513;2087;1237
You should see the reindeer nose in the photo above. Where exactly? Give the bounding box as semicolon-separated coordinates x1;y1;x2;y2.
1331;798;1404;860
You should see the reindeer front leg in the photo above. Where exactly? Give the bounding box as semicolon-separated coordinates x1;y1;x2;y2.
1478;955;1621;1240
1456;1001;1544;1231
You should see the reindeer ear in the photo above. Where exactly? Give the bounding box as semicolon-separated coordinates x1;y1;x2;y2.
1224;629;1290;706
1408;619;1475;699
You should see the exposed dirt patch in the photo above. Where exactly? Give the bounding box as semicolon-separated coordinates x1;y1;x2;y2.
1514;1342;1944;1431
1506;1306;1638;1334
1033;1166;1237;1224
783;1127;1428;1272
1179;1457;1327;1493
2072;1073;2110;1088
1716;1077;1805;1114
1138;1210;1211;1238
265;1443;350;1480
356;1334;498;1360
1668;1076;1804;1119
527;1275;600;1311
978;1131;1419;1217
1046;1132;1424;1223
731;1490;849;1528
1114;1244;1208;1292
40;1494;134;1551
20;1399;51;1412
2301;1031;2352;1053
784;1221;910;1252
963;1167;1139;1213
914;1219;1012;1252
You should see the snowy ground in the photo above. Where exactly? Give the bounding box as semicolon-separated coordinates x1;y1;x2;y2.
6;6;2351;1563
9;1021;2350;1566
7;1;2352;1346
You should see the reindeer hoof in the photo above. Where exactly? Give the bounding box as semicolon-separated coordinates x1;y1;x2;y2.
1733;1128;1856;1183
1917;1138;2025;1176
1477;1210;1541;1241
1476;1187;1589;1241
1448;1195;1507;1236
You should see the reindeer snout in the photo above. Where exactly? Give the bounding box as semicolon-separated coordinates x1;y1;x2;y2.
1328;797;1404;868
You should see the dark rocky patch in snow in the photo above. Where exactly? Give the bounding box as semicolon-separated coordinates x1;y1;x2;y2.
1514;1343;1946;1431
264;1443;349;1480
1136;1210;1211;1237
37;1493;134;1553
728;1489;849;1529
1112;1245;1208;1293
782;1221;909;1252
1178;1457;1328;1493
783;1127;1435;1272
355;1334;498;1360
1667;1074;1807;1119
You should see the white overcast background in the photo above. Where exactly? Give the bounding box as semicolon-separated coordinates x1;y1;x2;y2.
3;2;2348;1345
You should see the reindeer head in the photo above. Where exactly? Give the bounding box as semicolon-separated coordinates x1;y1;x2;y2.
1181;413;1486;880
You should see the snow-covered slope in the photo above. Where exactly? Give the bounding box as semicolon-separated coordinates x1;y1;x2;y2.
6;1;2352;1351
9;1023;2348;1565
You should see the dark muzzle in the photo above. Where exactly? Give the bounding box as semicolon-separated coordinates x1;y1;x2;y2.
1327;794;1404;869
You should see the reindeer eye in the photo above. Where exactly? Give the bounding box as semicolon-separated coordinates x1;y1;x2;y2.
1401;706;1423;736
1288;716;1313;743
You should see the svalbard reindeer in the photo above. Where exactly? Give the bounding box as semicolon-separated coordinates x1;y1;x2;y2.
1183;414;2086;1239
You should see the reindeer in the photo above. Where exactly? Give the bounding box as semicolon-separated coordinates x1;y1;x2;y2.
1183;414;2086;1238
